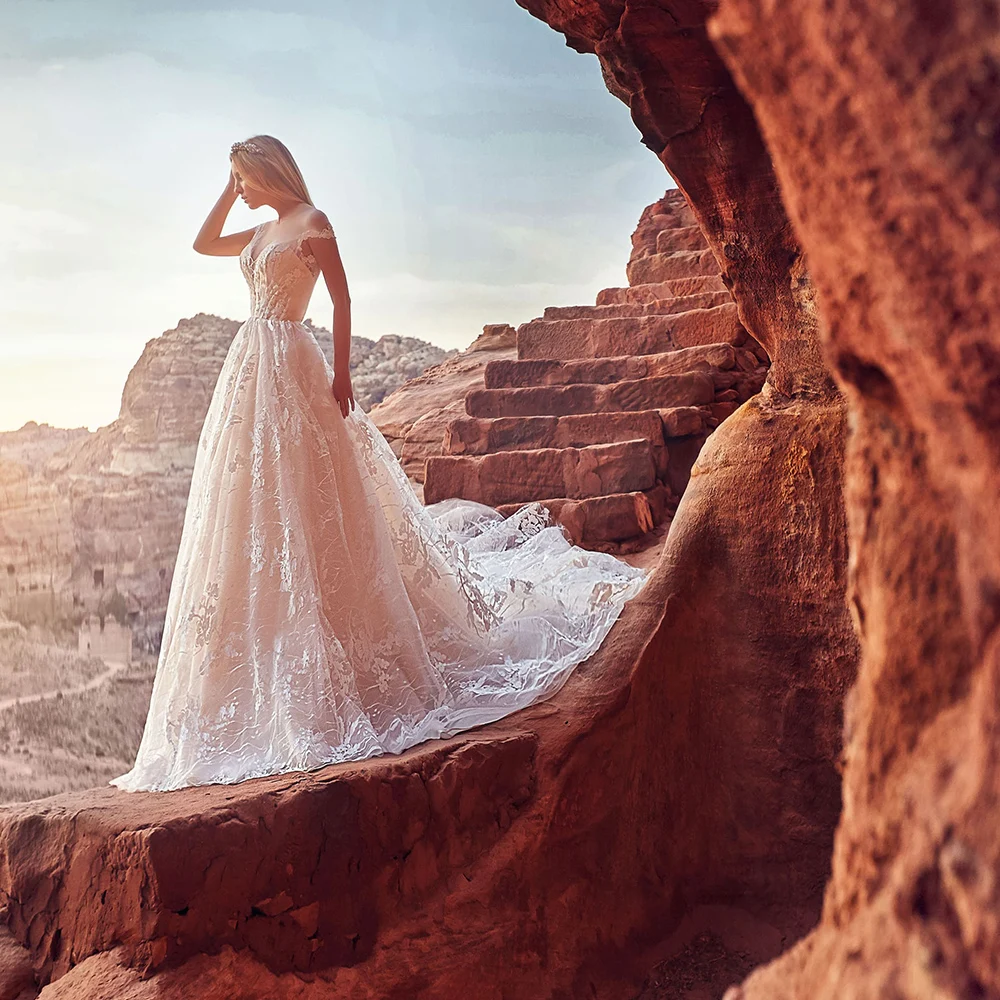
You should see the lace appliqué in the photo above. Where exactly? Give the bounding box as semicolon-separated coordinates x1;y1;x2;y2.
240;223;337;322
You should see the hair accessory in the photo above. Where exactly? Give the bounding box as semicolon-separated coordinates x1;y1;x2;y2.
231;140;263;156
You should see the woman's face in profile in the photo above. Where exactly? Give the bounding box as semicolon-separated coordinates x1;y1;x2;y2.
231;163;266;209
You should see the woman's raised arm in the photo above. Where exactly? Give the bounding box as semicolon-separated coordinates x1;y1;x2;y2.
192;169;257;256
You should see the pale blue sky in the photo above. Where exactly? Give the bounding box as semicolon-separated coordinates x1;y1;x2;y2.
0;0;669;431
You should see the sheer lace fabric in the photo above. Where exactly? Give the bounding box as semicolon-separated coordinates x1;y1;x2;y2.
109;221;649;792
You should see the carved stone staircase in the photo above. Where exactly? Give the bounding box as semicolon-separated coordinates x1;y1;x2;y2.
424;190;769;549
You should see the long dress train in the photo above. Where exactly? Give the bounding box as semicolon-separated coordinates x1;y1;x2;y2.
109;219;649;792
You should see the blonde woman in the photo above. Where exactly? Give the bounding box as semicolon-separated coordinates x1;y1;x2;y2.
110;134;649;793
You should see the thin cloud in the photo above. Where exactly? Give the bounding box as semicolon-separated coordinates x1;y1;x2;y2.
0;1;669;432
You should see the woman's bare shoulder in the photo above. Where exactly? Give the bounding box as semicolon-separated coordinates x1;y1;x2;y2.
301;208;334;236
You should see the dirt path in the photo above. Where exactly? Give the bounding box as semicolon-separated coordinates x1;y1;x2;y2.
0;660;129;712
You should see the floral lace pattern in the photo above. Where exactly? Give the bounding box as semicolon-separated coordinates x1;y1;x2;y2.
109;225;650;792
240;223;337;322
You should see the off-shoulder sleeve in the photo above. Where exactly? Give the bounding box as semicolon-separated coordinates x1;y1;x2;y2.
297;223;336;246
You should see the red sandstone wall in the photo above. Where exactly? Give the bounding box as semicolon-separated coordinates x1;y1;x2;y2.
706;2;1000;996
515;0;859;939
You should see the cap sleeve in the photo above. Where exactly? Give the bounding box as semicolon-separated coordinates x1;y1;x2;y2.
298;223;336;246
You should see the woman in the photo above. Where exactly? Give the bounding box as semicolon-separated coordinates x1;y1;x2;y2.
109;134;649;793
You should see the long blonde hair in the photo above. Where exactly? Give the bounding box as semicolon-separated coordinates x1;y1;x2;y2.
230;134;313;206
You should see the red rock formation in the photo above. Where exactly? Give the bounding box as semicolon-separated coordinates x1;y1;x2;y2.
0;520;853;997
368;324;517;488
0;925;33;997
513;0;829;398
505;3;859;967
702;2;1000;996
0;588;664;993
426;192;768;549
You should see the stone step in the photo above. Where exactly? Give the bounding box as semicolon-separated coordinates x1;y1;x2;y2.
597;275;727;304
442;410;670;485
444;410;666;456
441;406;712;494
465;372;716;419
445;405;710;464
541;291;730;321
423;439;658;507
516;304;745;361
496;485;675;546
0;729;538;985
655;225;709;254
626;249;719;285
485;343;738;389
443;407;712;492
610;277;729;304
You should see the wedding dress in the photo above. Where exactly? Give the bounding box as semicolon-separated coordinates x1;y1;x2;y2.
109;219;649;793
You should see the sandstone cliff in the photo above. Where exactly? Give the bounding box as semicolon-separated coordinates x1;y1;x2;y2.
707;1;1000;997
350;333;458;409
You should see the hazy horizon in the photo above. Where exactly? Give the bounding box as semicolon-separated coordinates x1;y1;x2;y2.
0;1;670;433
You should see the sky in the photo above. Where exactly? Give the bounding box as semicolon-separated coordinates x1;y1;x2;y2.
0;0;670;433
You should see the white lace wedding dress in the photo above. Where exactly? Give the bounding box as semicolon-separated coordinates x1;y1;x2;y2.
109;220;649;792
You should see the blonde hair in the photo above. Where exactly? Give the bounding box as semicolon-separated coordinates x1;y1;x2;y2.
229;134;313;206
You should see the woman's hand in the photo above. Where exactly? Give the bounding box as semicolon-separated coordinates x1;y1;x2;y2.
331;370;356;418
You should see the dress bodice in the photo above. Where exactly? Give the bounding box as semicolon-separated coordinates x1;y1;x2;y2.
240;223;336;321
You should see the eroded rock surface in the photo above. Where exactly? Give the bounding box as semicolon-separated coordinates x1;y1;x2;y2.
0;585;664;995
504;0;858;949
705;1;1000;996
513;0;831;399
348;333;456;410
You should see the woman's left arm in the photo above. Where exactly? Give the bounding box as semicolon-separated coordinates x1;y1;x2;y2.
306;214;354;417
